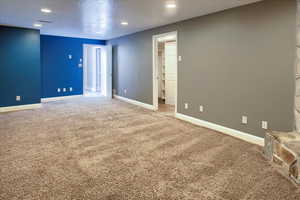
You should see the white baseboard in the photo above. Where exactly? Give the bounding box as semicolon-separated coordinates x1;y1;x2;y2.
175;112;264;146
0;103;42;113
114;95;155;111
41;95;83;103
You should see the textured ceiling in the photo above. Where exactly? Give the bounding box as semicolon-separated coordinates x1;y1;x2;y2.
0;0;262;40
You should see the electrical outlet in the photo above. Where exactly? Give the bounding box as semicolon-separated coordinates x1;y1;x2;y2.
199;105;204;113
69;87;73;92
262;121;268;130
178;56;182;62
63;88;66;92
185;103;189;109
16;96;21;101
57;88;61;93
124;89;127;94
242;116;248;124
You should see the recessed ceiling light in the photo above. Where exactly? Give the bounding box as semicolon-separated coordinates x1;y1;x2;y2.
33;23;42;27
41;8;52;13
121;21;128;26
166;3;177;8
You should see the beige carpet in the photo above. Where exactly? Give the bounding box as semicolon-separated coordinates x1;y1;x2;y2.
0;97;299;200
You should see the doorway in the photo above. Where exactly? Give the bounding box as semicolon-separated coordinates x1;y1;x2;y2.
83;44;112;99
153;32;178;113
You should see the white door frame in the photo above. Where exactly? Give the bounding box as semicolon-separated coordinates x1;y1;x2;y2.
152;31;178;112
83;44;112;98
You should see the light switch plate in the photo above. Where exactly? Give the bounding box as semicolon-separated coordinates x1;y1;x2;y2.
124;89;127;94
63;88;66;92
69;87;73;92
16;96;21;101
57;88;61;93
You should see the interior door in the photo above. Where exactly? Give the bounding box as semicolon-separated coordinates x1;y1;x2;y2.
165;42;177;105
105;45;113;99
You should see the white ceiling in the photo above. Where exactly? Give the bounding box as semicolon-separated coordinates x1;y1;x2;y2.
0;0;262;40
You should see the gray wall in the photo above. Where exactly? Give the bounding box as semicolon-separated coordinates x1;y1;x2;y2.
109;0;297;138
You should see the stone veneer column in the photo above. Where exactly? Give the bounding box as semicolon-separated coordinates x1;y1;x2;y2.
296;0;300;131
264;131;300;185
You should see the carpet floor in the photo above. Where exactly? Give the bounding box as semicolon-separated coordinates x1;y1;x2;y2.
0;97;300;200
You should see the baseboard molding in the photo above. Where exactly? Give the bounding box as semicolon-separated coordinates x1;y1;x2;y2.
41;95;83;103
0;103;42;113
175;112;264;146
114;95;155;111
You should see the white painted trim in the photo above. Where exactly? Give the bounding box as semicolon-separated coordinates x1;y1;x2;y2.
41;95;83;103
114;95;155;111
83;44;104;96
175;112;264;146
0;104;42;113
152;34;158;111
83;44;112;99
152;31;178;112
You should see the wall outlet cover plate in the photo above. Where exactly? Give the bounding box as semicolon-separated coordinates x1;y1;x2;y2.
199;105;204;112
185;103;189;109
262;121;268;130
242;116;248;124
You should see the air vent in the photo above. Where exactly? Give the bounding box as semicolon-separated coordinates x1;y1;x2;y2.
38;20;53;24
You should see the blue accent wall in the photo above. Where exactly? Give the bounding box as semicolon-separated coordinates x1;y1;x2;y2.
41;35;106;98
0;26;41;107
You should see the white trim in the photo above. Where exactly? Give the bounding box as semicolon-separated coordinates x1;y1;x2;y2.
152;31;178;112
83;44;103;97
41;95;83;103
0;104;42;113
83;44;112;98
175;112;264;146
114;95;155;111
